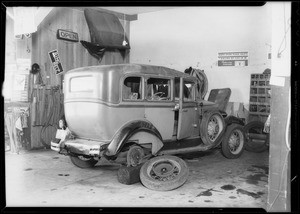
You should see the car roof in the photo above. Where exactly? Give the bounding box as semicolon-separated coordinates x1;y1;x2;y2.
66;63;193;79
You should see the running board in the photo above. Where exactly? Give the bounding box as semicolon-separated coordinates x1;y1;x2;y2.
157;138;217;156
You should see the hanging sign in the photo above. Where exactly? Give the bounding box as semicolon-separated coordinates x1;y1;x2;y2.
48;49;64;75
218;51;248;67
57;29;79;42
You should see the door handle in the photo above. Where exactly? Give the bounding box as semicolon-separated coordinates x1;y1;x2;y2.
171;104;179;111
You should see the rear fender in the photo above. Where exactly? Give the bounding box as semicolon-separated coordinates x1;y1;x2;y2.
105;120;163;156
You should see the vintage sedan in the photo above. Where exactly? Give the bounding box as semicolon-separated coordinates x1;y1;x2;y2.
51;64;245;188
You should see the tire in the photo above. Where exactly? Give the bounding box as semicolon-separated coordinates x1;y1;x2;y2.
126;145;145;167
244;121;269;153
200;111;225;146
221;124;245;159
140;155;189;191
70;155;98;168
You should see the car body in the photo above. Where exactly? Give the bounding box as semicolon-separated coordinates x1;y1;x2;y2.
51;64;245;168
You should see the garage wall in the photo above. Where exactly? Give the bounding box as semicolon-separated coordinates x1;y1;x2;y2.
267;2;291;212
130;5;272;107
30;7;131;148
32;7;130;86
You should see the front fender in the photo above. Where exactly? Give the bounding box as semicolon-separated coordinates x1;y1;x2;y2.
105;120;163;156
224;115;245;126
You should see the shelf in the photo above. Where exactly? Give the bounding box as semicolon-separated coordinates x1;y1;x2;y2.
250;87;271;96
249;102;270;106
250;94;270;96
250;94;271;97
249;112;270;116
4;101;30;108
249;72;271;122
250;86;271;89
251;74;271;79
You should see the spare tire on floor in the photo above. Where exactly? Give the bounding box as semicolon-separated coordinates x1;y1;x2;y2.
140;155;189;191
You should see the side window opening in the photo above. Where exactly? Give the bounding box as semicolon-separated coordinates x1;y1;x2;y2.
174;77;180;100
183;80;195;102
123;76;142;100
146;78;171;101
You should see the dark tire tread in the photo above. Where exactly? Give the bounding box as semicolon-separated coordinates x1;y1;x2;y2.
70;156;98;168
221;124;245;159
244;121;269;153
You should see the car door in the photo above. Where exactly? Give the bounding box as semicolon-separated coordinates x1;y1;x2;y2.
177;77;198;140
144;76;175;140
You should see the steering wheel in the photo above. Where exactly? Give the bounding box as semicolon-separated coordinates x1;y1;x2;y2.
151;92;165;100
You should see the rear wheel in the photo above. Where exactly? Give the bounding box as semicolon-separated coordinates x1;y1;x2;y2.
126;145;145;167
70;155;98;168
221;124;245;159
140;155;189;191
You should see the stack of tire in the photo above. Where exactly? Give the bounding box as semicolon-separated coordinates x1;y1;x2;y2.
243;121;269;153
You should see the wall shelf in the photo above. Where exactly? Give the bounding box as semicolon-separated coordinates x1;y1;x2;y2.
249;73;271;123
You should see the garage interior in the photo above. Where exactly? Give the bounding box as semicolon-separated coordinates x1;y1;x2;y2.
2;3;295;212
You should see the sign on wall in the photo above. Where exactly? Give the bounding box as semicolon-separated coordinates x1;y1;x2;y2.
57;29;79;42
48;50;64;75
218;51;248;67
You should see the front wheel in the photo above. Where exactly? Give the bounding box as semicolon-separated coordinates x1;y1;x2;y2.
140;155;189;191
221;124;245;159
200;111;225;146
70;155;98;168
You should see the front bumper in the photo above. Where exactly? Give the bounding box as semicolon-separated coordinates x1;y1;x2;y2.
51;138;108;157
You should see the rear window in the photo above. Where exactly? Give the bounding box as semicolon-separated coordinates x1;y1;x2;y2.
70;76;94;92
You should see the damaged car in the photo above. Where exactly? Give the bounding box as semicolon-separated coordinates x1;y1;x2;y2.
51;64;245;189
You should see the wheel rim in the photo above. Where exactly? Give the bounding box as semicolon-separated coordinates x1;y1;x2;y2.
127;146;144;166
228;129;244;154
147;159;181;182
207;115;223;142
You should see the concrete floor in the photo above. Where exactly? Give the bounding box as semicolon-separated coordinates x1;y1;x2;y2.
5;148;269;209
